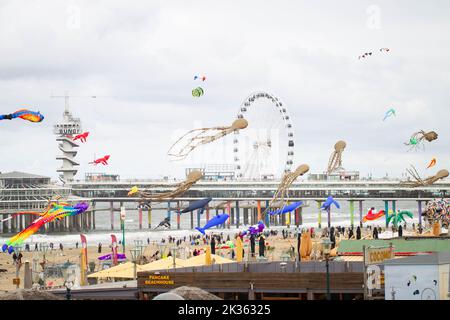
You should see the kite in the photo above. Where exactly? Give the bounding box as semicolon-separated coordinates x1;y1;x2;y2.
154;217;171;230
241;221;265;236
382;108;396;121
168;118;248;160
263;164;309;215
427;158;437;169
362;208;385;223
195;213;229;235
404;130;438;151
358;48;390;59
1;200;88;254
98;253;127;261
128;170;203;202
0;109;44;123
387;210;413;228
321;196;340;211
401;165;449;188
327;141;346;174
179;198;212;215
192;87;204;97
194;75;206;81
422;198;450;228
89;155;110;165
73;132;89;143
268;201;303;216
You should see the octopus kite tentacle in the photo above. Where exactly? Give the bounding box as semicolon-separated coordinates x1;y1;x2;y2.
401;165;449;188
404;130;438;151
168;119;248;161
263;164;310;216
327;141;346;174
128;170;203;202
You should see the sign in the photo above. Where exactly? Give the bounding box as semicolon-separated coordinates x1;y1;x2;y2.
364;245;394;266
144;274;175;286
120;206;126;221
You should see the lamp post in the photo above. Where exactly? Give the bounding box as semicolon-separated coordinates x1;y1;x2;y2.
321;238;332;300
63;267;75;300
13;245;23;289
170;247;180;269
130;248;141;280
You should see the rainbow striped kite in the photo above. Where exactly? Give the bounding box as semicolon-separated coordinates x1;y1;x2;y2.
0;109;44;123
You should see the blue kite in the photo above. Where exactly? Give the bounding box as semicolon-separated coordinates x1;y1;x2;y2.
321;196;340;211
195;213;229;235
268;201;303;215
382;108;396;121
179;197;212;215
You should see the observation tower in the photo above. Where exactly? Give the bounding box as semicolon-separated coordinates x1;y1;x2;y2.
53;92;82;184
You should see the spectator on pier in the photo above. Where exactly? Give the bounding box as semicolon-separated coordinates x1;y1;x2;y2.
98;243;102;253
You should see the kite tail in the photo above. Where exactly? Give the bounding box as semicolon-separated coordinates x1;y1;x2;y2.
195;227;205;235
0;114;13;120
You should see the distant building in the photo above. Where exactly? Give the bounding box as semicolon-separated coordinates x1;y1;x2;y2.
85;173;120;182
308;170;360;181
185;164;236;181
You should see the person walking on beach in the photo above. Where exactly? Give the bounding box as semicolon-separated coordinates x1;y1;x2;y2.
398;225;403;237
59;243;63;251
259;236;266;257
348;228;354;239
210;236;216;255
35;243;38;251
373;227;379;239
250;234;256;257
98;243;102;253
356;226;361;240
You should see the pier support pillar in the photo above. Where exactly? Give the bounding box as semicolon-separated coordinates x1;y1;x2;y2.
138;207;143;229
265;200;270;227
167;202;171;229
215;209;219;230
190;207;194;230
417;200;422;229
206;207;210;224
359;201;363;227
326;207;331;229
349;200;354;228
236;201;240;228
227;202;231;229
177;201;181;230
287;210;291;227
257;201;261;222
230;207;235;225
384;200;389;228
243;208;248;225
317;201;322;229
222;208;227;229
197;209;201;228
110;201;114;230
148;206;152;229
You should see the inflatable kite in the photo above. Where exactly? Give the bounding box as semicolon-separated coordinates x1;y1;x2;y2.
89;155;110;165
382;108;396;121
179;198;212;215
128;170;203;202
154;217;171;230
0;109;44;123
405;130;438;151
321;196;340;211
1;200;88;254
168;119;248;160
422;198;450;228
268;201;303;215
427;158;436;169
192;87;204;97
194;75;206;81
263;164;309;215
195;214;229;235
73;132;89;143
401;165;449;187
387;210;413;227
98;253;126;261
241;221;265;236
362;208;386;223
327;141;346;174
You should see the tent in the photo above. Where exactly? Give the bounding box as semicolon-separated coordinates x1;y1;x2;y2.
87;262;146;279
140;257;188;272
183;254;235;267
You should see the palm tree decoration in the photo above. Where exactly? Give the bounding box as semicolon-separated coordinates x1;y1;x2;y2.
387;210;413;228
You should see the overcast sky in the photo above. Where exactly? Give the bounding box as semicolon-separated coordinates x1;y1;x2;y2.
0;0;449;182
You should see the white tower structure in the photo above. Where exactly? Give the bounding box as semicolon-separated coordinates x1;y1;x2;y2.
53;92;82;184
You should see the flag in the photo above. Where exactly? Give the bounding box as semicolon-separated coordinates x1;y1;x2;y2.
111;234;118;266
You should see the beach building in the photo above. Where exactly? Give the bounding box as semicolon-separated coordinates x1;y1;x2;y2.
384;252;450;300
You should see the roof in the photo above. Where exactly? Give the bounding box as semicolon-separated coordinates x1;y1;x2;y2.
140;257;188;271
88;262;146;279
384;252;450;266
183;254;235;267
0;171;50;180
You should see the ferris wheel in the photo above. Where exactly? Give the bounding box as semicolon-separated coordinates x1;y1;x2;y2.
233;92;295;180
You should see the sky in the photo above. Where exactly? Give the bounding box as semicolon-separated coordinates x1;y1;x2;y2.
0;0;449;182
